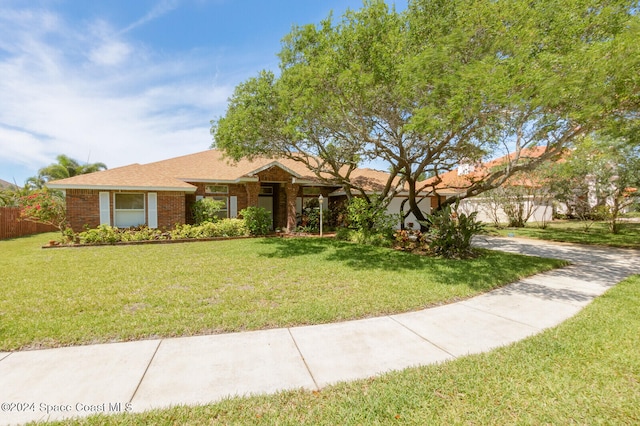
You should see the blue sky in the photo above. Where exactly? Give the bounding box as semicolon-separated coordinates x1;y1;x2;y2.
0;0;407;185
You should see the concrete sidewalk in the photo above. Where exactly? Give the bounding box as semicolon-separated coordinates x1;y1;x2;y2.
1;237;638;425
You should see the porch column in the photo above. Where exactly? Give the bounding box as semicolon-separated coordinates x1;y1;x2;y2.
284;182;300;232
245;182;260;207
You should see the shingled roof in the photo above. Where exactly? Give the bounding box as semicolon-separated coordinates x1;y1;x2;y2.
47;149;395;193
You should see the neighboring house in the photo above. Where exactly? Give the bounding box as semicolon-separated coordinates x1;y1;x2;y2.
0;178;17;190
48;149;427;232
424;147;555;224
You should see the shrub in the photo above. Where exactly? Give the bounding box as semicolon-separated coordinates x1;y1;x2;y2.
78;225;121;244
297;198;322;232
18;189;67;234
393;229;430;252
240;207;271;235
212;218;249;237
344;196;397;240
119;226;167;242
424;203;484;259
335;228;393;247
170;220;249;239
192;198;225;224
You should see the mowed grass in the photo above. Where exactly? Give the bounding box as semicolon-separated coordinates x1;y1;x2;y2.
488;220;640;248
54;275;640;425
0;233;565;351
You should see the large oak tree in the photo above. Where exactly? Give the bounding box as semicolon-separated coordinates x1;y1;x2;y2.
212;0;639;226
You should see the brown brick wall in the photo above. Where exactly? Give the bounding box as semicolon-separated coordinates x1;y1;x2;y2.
156;192;186;229
66;189;187;231
66;189;100;231
256;166;293;182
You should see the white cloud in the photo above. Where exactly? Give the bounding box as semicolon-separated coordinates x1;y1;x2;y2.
121;0;182;34
88;40;133;66
0;3;233;181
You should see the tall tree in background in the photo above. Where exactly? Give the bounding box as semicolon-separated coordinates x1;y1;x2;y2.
37;154;107;182
550;136;640;233
212;0;639;228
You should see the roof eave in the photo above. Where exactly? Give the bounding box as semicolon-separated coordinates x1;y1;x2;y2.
47;184;197;193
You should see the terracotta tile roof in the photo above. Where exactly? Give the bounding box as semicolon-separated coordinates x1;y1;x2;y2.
422;146;550;194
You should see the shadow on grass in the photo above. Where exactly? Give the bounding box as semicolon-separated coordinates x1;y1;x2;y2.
258;238;562;291
258;237;424;271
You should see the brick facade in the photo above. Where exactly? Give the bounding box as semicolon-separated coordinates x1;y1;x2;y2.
66;189;101;231
65;164;340;232
156;192;186;229
65;189;186;232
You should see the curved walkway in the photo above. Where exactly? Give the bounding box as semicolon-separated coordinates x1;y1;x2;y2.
1;237;639;425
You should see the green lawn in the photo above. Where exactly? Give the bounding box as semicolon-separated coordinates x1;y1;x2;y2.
0;233;565;351
487;220;640;248
53;275;640;425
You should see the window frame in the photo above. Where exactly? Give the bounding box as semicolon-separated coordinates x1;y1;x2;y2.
205;185;229;194
113;193;146;228
206;195;228;219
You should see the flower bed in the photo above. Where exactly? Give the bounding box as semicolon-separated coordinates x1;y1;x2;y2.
47;220;250;247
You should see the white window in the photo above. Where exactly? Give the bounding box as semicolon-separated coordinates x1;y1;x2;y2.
207;196;228;220
206;185;228;194
114;193;145;227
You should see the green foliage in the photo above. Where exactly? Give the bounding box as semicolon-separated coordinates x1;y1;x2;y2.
214;219;249;237
74;221;249;244
79;225;122;244
18;189;67;233
345;196;396;236
549;135;640;233
171;220;248;239
0;186;28;207
240;206;272;235
297;198;329;233
425;204;485;259
37;154;107;183
192;198;225;224
335;227;393;248
212;0;639;226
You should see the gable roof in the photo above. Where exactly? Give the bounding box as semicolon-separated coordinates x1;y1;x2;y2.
47;149;394;193
47;164;199;192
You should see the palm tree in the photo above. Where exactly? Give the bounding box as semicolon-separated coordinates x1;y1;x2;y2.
38;155;107;182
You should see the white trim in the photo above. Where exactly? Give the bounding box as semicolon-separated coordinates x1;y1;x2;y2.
147;193;158;228
47;184;197;192
99;192;111;225
245;161;302;178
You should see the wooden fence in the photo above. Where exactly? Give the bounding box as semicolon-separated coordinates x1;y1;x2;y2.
0;207;58;240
